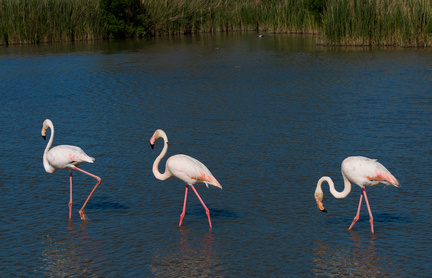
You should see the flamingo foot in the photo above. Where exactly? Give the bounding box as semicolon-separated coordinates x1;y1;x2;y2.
206;210;212;229
348;216;359;230
179;213;185;226
203;207;212;228
370;219;375;234
68;202;73;220
79;210;89;221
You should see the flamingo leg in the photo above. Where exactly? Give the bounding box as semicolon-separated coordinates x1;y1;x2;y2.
69;170;73;220
190;185;212;228
179;185;189;226
348;188;375;234
349;189;364;231
362;189;374;234
73;166;101;221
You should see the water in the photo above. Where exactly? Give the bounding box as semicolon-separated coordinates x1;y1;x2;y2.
1;33;431;277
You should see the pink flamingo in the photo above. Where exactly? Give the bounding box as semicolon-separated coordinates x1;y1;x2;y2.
41;119;101;221
314;156;399;233
150;129;221;228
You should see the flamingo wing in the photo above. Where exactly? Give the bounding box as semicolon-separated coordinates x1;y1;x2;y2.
342;156;399;187
167;154;221;189
47;145;95;171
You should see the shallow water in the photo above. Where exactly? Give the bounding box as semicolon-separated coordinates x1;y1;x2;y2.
1;33;431;277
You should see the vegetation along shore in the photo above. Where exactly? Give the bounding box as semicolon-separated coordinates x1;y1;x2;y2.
1;0;431;47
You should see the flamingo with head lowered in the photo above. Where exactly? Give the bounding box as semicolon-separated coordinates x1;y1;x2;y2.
150;129;221;228
314;156;399;233
41;119;101;221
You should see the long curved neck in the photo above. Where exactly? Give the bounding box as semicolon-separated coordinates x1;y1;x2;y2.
317;174;352;199
43;122;55;173
152;133;172;181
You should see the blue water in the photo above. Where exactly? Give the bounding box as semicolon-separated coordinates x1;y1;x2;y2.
1;33;431;277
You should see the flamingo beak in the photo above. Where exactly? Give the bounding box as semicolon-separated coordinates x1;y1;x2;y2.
41;128;47;140
316;199;327;213
150;135;156;149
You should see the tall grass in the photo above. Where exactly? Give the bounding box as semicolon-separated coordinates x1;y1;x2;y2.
321;0;432;46
0;0;104;45
142;0;318;35
0;0;319;45
1;0;432;46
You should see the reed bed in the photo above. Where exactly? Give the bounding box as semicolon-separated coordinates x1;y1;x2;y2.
142;0;318;35
0;0;318;45
321;0;432;46
1;0;432;46
0;0;104;45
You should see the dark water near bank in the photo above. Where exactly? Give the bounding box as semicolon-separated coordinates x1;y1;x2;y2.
1;33;432;277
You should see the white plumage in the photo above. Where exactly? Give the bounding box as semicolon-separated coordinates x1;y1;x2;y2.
41;119;101;221
341;156;399;188
150;129;221;228
167;154;220;188
314;156;399;233
45;145;94;173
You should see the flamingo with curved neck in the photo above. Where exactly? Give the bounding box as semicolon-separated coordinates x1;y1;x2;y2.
42;119;101;221
150;129;171;181
314;156;399;233
150;129;221;228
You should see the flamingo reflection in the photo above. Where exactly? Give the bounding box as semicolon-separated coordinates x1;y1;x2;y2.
150;227;223;277
41;221;106;276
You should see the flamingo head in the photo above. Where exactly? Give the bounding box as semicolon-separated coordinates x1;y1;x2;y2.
41;119;53;140
314;190;327;213
150;129;167;149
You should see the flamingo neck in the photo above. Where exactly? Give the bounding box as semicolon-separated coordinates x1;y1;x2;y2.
152;133;172;181
317;175;352;199
43;122;55;173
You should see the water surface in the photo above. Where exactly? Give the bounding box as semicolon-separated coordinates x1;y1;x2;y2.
1;33;431;277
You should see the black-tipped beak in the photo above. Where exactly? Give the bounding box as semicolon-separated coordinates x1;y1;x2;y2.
42;135;46;141
150;143;154;149
316;200;326;213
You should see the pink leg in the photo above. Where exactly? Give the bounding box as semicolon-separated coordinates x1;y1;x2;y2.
179;185;189;226
349;189;364;231
190;185;212;228
74;167;101;221
362;189;374;234
69;171;73;220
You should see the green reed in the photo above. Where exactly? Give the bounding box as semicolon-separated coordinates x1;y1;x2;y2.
142;0;318;35
0;0;104;45
321;0;432;46
2;0;432;46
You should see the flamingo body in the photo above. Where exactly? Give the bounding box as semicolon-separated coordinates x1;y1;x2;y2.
314;156;399;233
341;156;399;188
44;145;94;173
41;119;101;221
150;129;221;228
166;154;221;189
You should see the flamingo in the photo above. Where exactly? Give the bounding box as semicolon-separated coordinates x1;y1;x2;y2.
150;129;221;228
41;119;101;221
314;156;399;233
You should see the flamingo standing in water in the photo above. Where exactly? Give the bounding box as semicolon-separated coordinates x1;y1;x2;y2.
41;119;101;221
314;156;399;233
150;129;221;228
